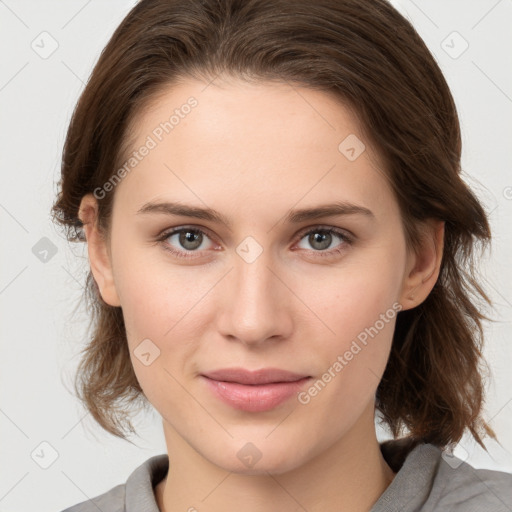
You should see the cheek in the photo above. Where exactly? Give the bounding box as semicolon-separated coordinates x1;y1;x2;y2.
315;284;398;396
298;276;400;431
115;258;201;411
316;246;405;342
110;235;188;339
115;263;166;341
304;239;405;398
111;243;211;378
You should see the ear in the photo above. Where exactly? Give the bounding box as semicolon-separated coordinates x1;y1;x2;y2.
399;219;444;311
78;194;121;307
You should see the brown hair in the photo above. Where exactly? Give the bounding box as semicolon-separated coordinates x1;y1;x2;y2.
52;0;497;452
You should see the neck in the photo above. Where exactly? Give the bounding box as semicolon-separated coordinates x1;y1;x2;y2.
156;403;396;512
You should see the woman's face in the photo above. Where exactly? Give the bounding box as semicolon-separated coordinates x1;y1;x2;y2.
89;77;421;474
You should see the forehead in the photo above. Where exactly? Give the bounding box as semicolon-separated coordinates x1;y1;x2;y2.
113;77;395;221
132;77;365;155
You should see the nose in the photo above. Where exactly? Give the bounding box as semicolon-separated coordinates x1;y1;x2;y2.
216;248;294;347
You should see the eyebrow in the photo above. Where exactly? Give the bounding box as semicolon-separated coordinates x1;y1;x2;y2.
136;200;375;229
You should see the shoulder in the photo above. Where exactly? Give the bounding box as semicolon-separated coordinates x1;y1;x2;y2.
60;483;125;512
59;454;169;512
428;454;512;511
375;440;512;512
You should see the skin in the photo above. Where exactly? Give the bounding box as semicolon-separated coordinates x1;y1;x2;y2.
79;76;444;512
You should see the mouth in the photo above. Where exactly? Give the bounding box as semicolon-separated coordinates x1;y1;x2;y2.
200;368;312;412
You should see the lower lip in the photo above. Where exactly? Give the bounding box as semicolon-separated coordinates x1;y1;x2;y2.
202;376;311;412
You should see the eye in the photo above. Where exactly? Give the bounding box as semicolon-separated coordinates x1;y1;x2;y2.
295;226;353;257
157;226;218;259
156;225;353;260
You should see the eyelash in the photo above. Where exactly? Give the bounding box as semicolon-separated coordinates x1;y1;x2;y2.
155;225;354;260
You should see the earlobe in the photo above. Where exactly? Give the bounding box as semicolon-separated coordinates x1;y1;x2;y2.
400;220;444;310
78;194;121;307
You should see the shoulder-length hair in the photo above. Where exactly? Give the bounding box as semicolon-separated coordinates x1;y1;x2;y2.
52;0;497;452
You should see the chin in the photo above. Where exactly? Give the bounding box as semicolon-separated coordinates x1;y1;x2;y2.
206;436;311;476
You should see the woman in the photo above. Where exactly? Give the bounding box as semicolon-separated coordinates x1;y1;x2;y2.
53;0;512;510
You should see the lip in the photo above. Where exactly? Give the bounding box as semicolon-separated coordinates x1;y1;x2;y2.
201;368;311;412
202;367;309;385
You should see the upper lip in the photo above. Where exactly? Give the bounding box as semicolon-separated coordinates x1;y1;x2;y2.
202;368;310;385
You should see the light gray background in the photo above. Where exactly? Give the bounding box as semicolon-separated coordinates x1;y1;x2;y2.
1;1;511;511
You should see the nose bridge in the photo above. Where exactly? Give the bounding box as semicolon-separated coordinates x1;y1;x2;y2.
219;240;291;345
235;247;274;303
